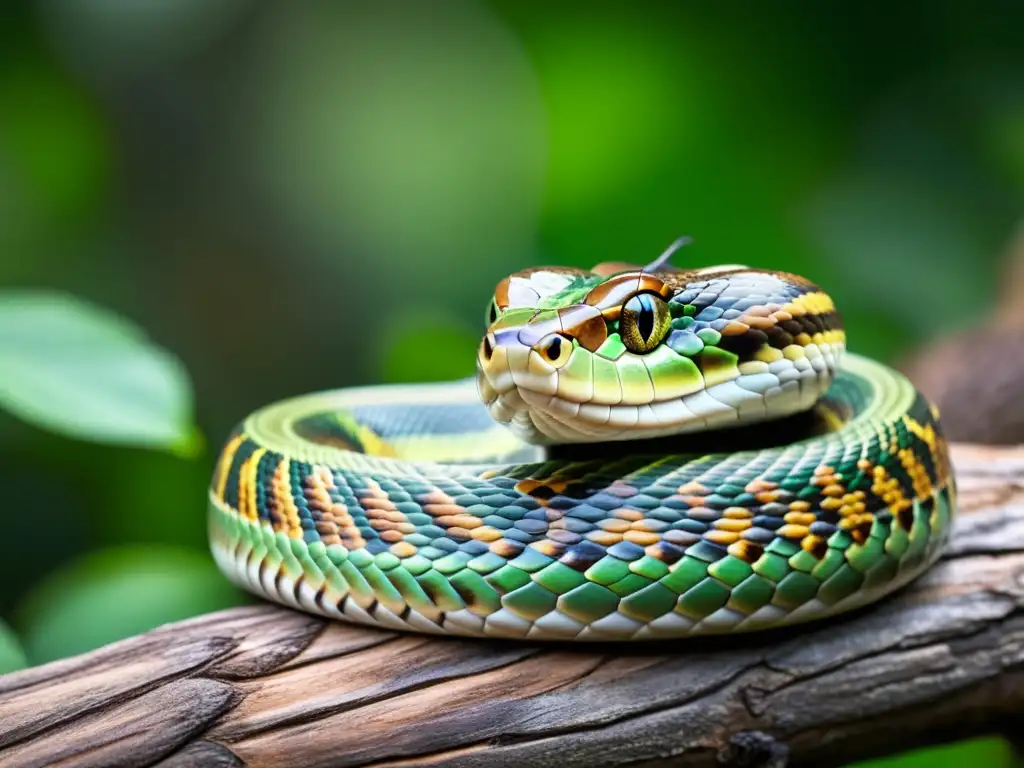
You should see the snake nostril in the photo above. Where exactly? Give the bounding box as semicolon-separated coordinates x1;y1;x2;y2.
482;334;494;361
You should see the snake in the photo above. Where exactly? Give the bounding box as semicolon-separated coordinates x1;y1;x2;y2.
208;245;955;641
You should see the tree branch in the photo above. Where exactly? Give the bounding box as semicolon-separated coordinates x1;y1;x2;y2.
1;444;1023;768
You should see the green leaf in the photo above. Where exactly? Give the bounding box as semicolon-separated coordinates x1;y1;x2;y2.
0;291;200;454
0;619;28;674
846;736;1015;768
16;545;248;664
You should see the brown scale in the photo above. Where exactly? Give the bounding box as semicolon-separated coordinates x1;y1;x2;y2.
647;541;686;565
300;471;331;539
560;543;606;572
449;579;487;612
597;518;630;534
584;271;674;320
587;530;621;547
917;404;953;488
418;578;455;609
309;468;364;549
810;465;878;549
490;538;525;558
301;469;342;546
294;471;327;542
416;489;483;540
364;499;416;544
324;502;356;547
802;535;830;559
708;333;766;364
534;513;574;556
717;310;842;361
733;540;766;563
262;461;286;533
556;304;608;352
896;505;914;533
513;477;578;505
625;531;660;547
421;501;465;517
859;458;915;534
532;538;569;558
672;478;774;560
391;541;417;558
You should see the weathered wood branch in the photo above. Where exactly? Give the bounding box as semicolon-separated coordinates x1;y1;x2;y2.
1;444;1023;768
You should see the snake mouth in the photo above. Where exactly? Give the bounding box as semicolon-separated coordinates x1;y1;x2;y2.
476;342;844;445
483;386;737;444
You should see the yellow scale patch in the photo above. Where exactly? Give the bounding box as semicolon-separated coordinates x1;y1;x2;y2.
239;447;266;523
784;291;836;316
903;413;952;490
273;458;302;537
214;433;246;502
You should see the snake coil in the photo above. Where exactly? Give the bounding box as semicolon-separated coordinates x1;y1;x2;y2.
208;257;954;640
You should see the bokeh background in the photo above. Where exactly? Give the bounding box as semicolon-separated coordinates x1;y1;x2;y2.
1;2;1022;765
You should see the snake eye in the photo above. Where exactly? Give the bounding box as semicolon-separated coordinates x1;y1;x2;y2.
620;292;671;354
534;333;573;369
486;298;500;327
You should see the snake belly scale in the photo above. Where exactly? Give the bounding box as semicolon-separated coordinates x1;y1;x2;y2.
208;261;955;641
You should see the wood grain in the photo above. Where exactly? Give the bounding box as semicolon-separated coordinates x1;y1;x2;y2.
1;443;1022;768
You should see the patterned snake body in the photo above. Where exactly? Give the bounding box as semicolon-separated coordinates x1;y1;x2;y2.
208;259;955;640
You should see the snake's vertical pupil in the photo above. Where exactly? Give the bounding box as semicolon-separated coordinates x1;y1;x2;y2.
489;301;498;324
620;292;670;353
637;295;655;342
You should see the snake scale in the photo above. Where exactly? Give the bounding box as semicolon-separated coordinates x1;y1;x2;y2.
208;247;955;641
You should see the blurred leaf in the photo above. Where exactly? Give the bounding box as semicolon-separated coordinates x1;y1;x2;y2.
0;619;27;674
0;291;200;454
16;545;246;664
846;735;1014;768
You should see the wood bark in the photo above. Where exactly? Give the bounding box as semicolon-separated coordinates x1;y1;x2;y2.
1;444;1023;768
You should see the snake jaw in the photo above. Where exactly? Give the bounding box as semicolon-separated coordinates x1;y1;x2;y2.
477;335;846;446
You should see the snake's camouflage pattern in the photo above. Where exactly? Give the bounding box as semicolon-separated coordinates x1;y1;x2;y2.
208;264;954;640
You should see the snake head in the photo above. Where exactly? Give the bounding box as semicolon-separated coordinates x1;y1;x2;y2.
476;262;845;445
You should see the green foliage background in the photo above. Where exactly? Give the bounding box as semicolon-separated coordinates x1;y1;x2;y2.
0;2;1021;764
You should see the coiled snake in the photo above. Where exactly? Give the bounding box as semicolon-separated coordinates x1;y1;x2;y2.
208;245;955;640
